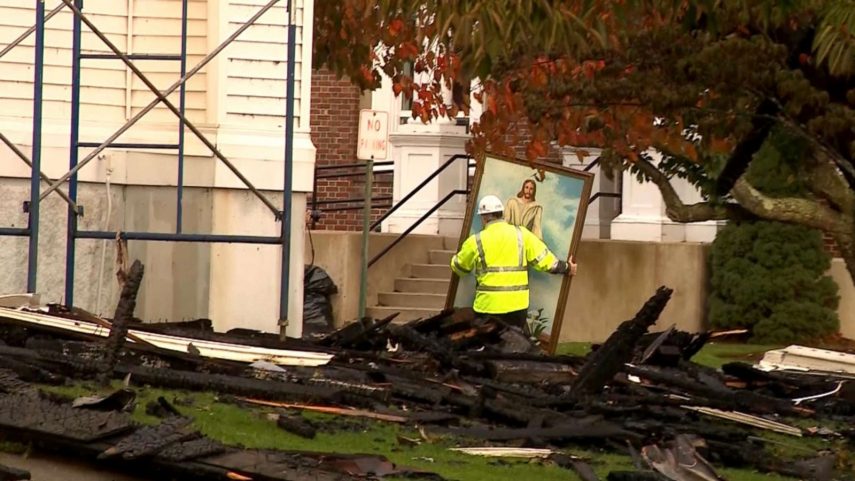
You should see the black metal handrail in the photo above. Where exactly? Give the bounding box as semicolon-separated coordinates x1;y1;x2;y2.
583;156;600;172
369;154;472;231
368;189;469;268
319;203;392;212
589;192;621;203
316;171;393;180
310;160;394;228
580;155;623;208
316;161;393;171
313;196;393;206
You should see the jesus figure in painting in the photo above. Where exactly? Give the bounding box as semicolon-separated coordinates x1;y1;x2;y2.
504;178;544;240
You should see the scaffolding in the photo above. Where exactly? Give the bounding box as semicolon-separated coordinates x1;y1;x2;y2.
0;0;298;327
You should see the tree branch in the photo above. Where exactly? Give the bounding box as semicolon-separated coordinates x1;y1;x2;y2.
731;177;850;234
774;108;855;191
804;149;855;215
633;156;748;223
714;99;778;196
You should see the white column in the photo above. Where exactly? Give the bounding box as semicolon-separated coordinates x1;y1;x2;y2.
611;152;722;242
383;133;469;235
205;0;315;335
207;192;306;336
372;72;470;236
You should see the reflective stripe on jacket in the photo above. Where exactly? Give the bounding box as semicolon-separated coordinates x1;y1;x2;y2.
450;220;558;314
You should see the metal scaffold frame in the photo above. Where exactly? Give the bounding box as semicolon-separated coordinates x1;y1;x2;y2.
0;0;298;327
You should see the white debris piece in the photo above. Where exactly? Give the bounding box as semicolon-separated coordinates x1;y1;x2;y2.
757;345;855;375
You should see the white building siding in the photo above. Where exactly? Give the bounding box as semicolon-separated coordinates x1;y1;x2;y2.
223;0;303;130
129;0;208;127
0;1;212;129
0;1;129;123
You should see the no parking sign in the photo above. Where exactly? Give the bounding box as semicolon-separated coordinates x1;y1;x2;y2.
356;110;389;160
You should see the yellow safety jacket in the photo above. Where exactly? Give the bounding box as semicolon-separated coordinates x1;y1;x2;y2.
450;220;559;314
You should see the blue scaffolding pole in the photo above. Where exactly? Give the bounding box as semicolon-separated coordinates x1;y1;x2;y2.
27;0;46;293
66;0;82;304
280;0;297;329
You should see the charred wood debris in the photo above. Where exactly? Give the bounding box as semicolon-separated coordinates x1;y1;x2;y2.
0;285;852;481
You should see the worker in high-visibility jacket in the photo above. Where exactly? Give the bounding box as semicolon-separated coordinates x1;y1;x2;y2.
450;194;577;330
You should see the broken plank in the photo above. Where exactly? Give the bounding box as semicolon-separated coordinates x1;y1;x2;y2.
237;398;409;423
0;463;30;481
450;447;555;458
276;414;317;439
0;307;333;366
100;417;198;460
0;392;134;442
485;360;576;384
439;419;642;443
681;406;803;437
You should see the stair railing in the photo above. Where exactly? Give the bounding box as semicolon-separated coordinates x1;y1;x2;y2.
369;154;473;232
309;160;394;228
368;188;469;268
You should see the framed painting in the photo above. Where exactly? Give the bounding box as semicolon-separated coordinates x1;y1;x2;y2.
446;153;594;354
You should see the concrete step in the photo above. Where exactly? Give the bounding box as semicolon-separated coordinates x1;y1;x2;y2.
394;277;449;294
410;263;451;279
443;236;461;250
378;292;446;309
365;306;441;323
428;249;455;265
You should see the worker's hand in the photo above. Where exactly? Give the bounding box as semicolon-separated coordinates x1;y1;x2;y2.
567;255;577;276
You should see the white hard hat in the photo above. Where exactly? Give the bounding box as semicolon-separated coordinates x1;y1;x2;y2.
478;195;504;215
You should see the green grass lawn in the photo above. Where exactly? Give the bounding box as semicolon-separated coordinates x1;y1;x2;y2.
28;342;845;481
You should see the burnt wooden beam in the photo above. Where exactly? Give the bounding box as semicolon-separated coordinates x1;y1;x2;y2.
156;437;227;462
485;360;576;384
439;418;642;443
319;313;398;349
407;308;458;333
100;417;198;460
624;364;801;416
0;345;350;407
0;359;63;388
0;392;135;442
0;369;36;395
0;463;30;481
276;414;317;439
570;287;674;397
99;260;144;385
118;365;353;406
606;471;664;481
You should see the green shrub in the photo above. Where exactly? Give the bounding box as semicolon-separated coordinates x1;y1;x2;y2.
708;221;840;344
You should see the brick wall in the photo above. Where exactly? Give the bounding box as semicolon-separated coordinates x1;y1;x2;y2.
823;234;842;258
308;68;392;231
504;119;564;164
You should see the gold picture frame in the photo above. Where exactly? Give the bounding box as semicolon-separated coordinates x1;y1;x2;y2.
446;152;594;354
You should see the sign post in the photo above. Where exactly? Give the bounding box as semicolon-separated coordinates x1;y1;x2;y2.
356;110;389;320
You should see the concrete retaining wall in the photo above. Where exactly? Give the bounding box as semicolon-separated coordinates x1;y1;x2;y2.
560;239;711;342
309;233;855;343
305;231;445;324
831;259;855;339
